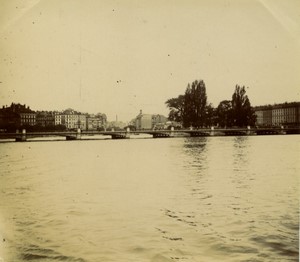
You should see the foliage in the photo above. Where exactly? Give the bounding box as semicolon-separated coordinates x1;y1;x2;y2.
183;80;207;127
205;103;216;127
165;80;208;128
231;85;256;127
166;81;257;128
215;86;256;127
165;95;185;123
216;100;233;127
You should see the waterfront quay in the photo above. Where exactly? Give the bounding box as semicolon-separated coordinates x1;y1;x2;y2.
0;126;299;142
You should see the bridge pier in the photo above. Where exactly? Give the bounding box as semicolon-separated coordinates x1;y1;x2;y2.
151;127;174;138
16;129;27;142
76;128;82;139
66;128;82;140
66;135;79;140
280;126;286;135
101;128;130;139
111;127;130;139
169;126;175;137
246;126;251;135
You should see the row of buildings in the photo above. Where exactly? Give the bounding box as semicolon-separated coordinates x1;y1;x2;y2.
1;101;299;131
130;110;171;130
254;102;300;127
0;103;107;131
0;103;171;132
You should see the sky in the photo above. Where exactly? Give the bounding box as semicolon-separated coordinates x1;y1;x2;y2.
0;0;299;122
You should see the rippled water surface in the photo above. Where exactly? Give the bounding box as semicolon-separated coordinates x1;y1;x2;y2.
0;136;299;261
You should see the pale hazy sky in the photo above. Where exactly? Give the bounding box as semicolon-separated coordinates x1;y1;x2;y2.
0;0;299;122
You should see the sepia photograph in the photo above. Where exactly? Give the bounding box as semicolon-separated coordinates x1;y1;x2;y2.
0;0;299;261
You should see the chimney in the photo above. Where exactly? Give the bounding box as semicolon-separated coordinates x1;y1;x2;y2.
140;110;142;115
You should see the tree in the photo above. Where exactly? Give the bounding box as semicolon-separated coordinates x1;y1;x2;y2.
205;103;216;127
183;80;207;128
165;80;209;128
216;100;232;127
231;85;256;127
165;95;185;123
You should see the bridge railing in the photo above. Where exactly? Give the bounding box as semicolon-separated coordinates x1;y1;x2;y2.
0;126;299;141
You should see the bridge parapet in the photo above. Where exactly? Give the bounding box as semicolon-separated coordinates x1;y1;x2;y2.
15;129;27;142
0;126;299;142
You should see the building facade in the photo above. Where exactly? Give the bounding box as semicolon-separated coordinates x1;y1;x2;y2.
0;103;36;129
86;114;107;130
133;110;168;129
254;102;300;126
0;103;108;131
134;110;152;129
36;111;56;127
0;109;19;130
55;113;62;126
60;109;87;130
152;114;168;129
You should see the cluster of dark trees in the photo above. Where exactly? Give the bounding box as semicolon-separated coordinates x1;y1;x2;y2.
165;80;256;128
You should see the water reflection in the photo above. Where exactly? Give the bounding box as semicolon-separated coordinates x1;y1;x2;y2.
231;136;254;193
181;138;212;202
182;137;208;171
232;136;250;171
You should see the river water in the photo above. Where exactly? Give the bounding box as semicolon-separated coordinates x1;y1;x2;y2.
0;135;299;262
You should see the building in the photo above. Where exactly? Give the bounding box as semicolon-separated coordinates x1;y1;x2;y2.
55;110;107;131
0;103;36;129
0;108;19;131
36;111;56;127
87;116;102;130
152;114;168;129
55;113;62;126
254;102;300;127
107;121;127;130
133;110;168;129
0;103;109;132
254;105;272;126
134;110;152;129
58;109;87;130
86;113;107;130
